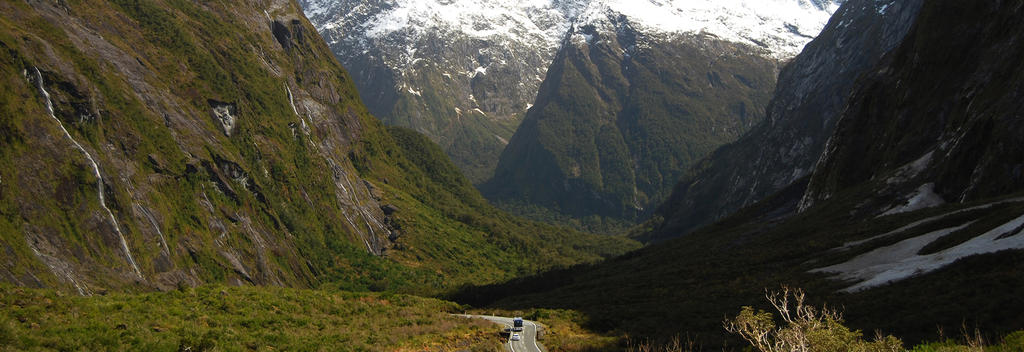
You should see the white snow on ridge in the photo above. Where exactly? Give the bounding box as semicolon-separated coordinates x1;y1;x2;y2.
356;0;578;54
814;212;1024;292
581;0;841;57
311;0;842;60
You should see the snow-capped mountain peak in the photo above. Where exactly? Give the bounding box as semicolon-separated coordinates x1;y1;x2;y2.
297;0;843;182
577;0;842;58
304;0;842;61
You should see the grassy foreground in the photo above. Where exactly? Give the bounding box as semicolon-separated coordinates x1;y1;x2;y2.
0;285;501;351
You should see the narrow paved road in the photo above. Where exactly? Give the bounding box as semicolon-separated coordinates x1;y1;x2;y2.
455;315;545;352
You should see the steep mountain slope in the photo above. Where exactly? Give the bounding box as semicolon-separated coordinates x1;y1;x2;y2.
477;1;844;228
482;19;779;225
299;0;578;182
0;0;636;294
801;0;1024;213
457;0;1024;348
299;0;841;183
644;0;924;241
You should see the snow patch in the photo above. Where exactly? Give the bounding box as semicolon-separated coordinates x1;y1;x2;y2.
574;32;596;45
886;151;933;185
881;183;945;216
813;212;1024;292
849;198;1024;250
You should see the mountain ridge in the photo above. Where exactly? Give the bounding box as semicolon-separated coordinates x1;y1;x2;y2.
643;0;924;241
482;18;780;226
299;0;842;182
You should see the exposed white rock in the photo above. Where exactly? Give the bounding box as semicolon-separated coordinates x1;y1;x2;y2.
210;101;237;137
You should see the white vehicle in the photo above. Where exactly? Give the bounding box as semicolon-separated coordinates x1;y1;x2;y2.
511;333;522;341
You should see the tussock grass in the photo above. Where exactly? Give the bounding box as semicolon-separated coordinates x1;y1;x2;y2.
0;284;501;351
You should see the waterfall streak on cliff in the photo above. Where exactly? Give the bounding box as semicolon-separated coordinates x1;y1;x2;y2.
34;67;143;278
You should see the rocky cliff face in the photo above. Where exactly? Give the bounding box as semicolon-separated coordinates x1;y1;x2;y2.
482;17;779;223
645;0;924;240
299;0;577;182
801;0;1024;214
0;0;390;292
298;0;841;183
0;0;634;294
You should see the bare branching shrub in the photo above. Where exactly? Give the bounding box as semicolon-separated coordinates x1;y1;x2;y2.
963;325;986;352
923;325;988;352
724;286;904;352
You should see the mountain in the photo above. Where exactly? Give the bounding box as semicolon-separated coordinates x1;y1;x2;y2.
800;0;1024;214
0;0;636;294
482;20;779;226
643;0;924;241
298;0;578;182
298;0;841;183
456;0;1024;348
480;0;841;228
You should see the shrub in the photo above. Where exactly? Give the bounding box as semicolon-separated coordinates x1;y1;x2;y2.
724;287;904;352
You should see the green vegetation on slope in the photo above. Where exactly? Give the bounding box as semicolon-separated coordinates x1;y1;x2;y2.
0;284;500;351
721;287;1024;352
484;26;777;229
347;124;641;293
0;0;637;295
382;60;525;184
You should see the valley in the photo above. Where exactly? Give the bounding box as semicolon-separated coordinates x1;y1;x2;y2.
456;1;1024;349
302;0;841;231
1;0;1023;351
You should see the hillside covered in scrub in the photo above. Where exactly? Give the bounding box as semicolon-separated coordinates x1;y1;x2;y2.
0;0;636;295
0;284;501;350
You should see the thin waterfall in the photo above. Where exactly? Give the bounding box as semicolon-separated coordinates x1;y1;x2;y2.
33;67;143;279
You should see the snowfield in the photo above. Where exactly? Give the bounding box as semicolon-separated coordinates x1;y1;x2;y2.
302;0;845;61
813;204;1024;292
